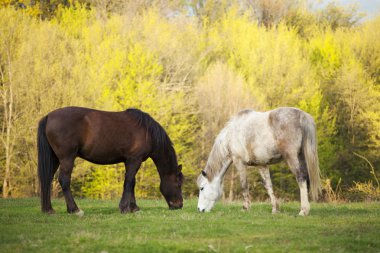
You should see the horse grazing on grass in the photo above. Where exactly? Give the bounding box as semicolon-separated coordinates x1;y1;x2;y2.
197;107;321;216
38;107;183;215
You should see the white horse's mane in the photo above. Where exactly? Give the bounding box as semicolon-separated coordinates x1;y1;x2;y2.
202;119;236;181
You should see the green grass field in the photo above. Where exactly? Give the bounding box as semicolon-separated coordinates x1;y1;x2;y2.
0;198;379;253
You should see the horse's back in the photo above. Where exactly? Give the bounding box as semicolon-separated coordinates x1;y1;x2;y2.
268;107;307;127
268;107;309;141
229;107;306;135
46;107;110;143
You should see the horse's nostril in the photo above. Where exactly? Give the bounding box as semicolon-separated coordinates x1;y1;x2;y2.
201;209;205;212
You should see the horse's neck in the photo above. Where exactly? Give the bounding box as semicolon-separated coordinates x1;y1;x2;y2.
205;137;231;179
151;148;178;175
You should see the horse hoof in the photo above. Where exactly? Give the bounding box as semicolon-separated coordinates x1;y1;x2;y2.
242;203;251;210
120;205;140;213
43;209;55;214
298;210;308;216
272;209;280;214
75;209;84;217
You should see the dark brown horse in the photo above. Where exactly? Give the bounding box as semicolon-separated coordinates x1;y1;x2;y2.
38;107;183;214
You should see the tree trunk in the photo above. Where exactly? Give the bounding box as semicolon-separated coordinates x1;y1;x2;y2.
1;50;14;198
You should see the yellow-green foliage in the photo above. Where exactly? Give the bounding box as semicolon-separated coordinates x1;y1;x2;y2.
349;181;380;201
0;4;379;200
206;11;317;109
82;165;124;200
309;33;342;82
348;152;380;201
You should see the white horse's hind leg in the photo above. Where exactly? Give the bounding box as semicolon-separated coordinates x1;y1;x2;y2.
259;166;279;213
298;180;310;216
235;160;251;210
285;153;310;216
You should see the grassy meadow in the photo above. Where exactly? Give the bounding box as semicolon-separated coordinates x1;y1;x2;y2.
0;198;379;253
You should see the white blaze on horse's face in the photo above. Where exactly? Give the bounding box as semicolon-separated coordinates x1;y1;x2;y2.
197;171;223;212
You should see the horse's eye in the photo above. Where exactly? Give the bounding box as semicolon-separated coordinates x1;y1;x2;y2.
200;187;204;191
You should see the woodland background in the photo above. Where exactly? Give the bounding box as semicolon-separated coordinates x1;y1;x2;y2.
0;0;379;202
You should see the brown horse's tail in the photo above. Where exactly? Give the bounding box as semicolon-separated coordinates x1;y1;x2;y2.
38;116;59;213
301;113;321;201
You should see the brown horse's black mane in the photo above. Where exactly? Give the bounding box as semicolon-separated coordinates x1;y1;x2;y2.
126;108;178;167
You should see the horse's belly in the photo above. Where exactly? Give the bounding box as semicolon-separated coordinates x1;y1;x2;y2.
245;138;281;166
78;151;125;165
78;143;127;164
244;152;282;166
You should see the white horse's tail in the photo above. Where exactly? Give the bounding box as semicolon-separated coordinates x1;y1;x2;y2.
301;113;322;201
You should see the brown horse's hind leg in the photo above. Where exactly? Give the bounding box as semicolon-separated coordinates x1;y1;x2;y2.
58;158;81;214
119;160;142;213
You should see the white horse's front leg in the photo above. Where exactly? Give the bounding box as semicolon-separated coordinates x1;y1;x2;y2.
259;166;279;214
235;161;251;210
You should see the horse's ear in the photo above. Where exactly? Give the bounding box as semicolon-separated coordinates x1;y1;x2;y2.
201;170;207;177
178;164;182;172
178;171;184;184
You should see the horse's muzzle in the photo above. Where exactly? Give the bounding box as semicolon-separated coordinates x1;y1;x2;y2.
169;201;183;210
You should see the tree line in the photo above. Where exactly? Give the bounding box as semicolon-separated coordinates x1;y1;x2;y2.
0;0;379;201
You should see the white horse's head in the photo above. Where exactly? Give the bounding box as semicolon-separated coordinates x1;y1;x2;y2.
197;170;223;212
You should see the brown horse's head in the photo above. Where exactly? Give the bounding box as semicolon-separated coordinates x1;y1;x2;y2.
160;165;184;209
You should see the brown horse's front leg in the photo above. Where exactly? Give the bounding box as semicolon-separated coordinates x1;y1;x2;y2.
119;160;142;213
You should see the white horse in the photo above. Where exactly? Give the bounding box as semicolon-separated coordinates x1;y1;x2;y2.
197;107;321;216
